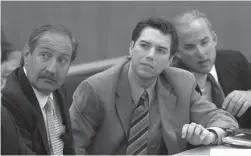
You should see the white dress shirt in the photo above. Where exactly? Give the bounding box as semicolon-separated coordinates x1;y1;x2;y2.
128;63;157;106
192;65;222;101
23;67;63;140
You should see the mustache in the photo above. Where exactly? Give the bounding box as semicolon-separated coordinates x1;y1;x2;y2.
38;71;57;82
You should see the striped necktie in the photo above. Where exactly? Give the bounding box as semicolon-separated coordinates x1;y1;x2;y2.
45;97;63;155
207;73;225;108
126;90;149;155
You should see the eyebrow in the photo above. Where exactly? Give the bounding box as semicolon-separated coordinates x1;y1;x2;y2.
183;44;194;47
40;47;71;58
40;47;53;51
201;36;210;42
183;36;210;46
158;46;168;51
139;40;150;44
140;40;168;50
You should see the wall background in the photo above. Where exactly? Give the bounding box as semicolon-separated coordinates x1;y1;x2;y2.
2;1;251;65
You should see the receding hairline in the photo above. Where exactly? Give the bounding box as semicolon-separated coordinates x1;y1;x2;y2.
37;32;72;43
172;10;213;31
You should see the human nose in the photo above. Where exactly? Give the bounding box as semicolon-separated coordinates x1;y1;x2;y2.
196;46;207;58
46;58;57;73
146;47;155;60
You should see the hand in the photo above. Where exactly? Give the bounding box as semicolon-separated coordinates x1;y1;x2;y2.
181;123;216;145
222;90;251;117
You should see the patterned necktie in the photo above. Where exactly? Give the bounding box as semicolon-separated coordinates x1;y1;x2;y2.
126;90;149;155
44;97;63;155
207;73;225;108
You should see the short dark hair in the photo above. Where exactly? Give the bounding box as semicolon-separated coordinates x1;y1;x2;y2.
26;24;78;61
131;17;178;56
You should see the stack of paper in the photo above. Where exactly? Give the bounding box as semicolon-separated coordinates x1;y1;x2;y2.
222;133;251;148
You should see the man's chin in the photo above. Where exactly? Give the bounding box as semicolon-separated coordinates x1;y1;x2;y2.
138;71;156;80
194;63;213;74
35;83;58;94
196;67;212;74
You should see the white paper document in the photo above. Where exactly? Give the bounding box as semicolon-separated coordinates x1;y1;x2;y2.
210;149;251;156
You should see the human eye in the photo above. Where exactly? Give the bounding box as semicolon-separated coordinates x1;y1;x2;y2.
183;44;195;51
201;40;209;46
58;57;69;65
40;52;51;60
157;48;167;54
140;43;149;48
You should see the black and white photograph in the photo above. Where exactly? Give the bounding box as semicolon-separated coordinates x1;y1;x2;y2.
1;1;251;155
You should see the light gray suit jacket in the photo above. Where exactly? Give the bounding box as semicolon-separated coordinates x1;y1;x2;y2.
69;58;238;155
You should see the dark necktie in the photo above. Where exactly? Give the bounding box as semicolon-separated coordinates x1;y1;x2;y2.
126;90;149;155
207;73;225;108
45;97;63;155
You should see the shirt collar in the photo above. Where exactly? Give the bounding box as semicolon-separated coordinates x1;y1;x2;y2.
128;63;156;105
192;65;219;89
23;67;53;109
210;65;219;83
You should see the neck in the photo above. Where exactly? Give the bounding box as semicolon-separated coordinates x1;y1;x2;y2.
129;65;157;89
31;82;52;96
136;75;156;89
193;72;207;89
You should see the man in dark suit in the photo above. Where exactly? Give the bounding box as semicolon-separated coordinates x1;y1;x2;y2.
69;18;238;155
1;24;78;155
1;105;26;155
171;9;251;128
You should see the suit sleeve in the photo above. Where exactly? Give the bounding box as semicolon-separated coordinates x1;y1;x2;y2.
1;105;21;155
238;52;251;89
237;52;251;128
189;75;239;143
69;80;103;154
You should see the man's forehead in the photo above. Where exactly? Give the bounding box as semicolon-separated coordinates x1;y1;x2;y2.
36;32;72;50
177;19;211;43
189;19;206;29
138;27;171;47
140;27;167;37
38;32;71;43
177;18;208;32
33;33;72;55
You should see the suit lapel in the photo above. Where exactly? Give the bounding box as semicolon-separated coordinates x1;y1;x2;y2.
18;67;50;154
157;75;180;154
54;90;67;126
215;52;224;87
54;89;75;154
215;52;229;94
115;63;133;138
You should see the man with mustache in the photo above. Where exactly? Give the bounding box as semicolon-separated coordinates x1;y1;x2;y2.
1;24;78;155
171;10;251;128
69;18;238;155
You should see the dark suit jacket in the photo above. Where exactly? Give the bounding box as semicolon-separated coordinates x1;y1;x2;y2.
1;67;75;155
1;105;24;155
172;50;251;128
70;57;238;155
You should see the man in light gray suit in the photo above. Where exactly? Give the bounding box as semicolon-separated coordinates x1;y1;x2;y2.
69;18;238;155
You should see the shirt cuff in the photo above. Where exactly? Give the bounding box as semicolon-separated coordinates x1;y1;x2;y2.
207;127;228;145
